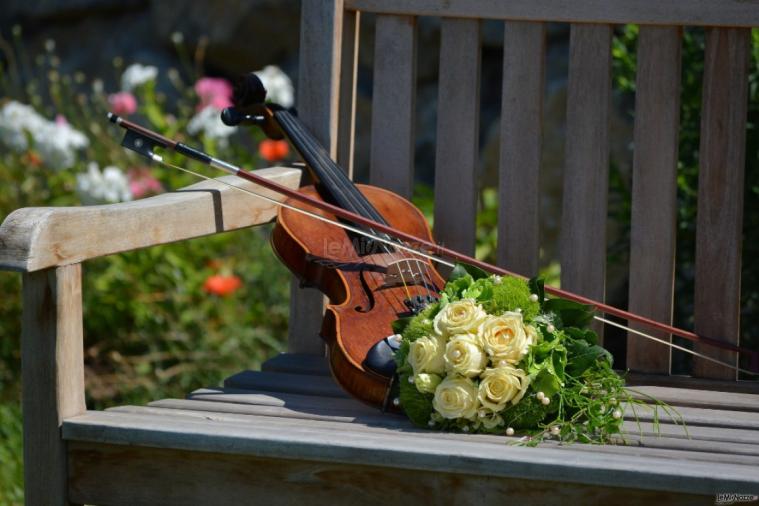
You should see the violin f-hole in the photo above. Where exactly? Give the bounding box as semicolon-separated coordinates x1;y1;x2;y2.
354;268;376;313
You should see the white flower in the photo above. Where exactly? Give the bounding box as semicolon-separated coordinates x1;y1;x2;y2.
408;334;446;376
477;365;530;411
433;299;487;337
76;162;132;204
444;334;487;378
432;376;480;420
187;106;237;147
0;101;89;170
478;312;535;365
254;65;295;108
414;373;442;394
120;63;158;91
35;122;89;171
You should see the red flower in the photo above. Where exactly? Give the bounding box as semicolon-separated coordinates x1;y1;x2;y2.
203;274;242;296
258;139;290;162
127;167;164;199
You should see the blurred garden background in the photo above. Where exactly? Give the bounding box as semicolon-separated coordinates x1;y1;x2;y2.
0;2;758;503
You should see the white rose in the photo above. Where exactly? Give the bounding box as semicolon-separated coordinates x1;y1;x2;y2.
414;373;442;394
432;376;479;420
476;408;504;430
408;334;446;376
433;299;487;337
444;334;487;377
478;312;533;365
477;365;531;411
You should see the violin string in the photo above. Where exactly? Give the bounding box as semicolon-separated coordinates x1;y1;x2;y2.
276;112;426;304
150;157;752;377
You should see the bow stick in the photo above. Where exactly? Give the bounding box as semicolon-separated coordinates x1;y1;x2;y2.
108;112;759;376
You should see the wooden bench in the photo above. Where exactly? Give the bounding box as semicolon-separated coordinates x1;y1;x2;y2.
2;0;759;504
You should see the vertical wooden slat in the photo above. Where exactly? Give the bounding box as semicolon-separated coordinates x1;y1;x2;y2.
434;18;481;256
693;28;750;380
370;14;417;198
561;24;612;341
626;27;682;374
290;0;345;355
498;21;546;276
22;264;86;505
337;9;360;176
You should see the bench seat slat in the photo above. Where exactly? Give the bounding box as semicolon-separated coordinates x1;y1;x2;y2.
63;409;759;495
224;370;348;398
111;403;759;462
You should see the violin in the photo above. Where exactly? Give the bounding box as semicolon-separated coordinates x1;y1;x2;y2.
227;73;445;408
110;72;759;410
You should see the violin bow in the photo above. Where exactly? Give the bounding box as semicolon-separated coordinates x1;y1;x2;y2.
108;112;759;376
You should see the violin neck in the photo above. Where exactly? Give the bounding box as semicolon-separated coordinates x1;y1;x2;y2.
273;110;388;226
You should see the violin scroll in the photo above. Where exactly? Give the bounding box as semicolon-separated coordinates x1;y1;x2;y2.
221;72;285;140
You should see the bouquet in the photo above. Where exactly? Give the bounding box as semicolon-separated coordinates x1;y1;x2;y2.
393;264;675;444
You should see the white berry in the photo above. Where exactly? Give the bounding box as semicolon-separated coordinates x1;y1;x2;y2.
546;324;556;333
536;391;545;401
529;294;539;302
392;397;400;407
613;410;622;419
506;427;515;436
541;396;550;406
550;426;560;436
408;376;415;383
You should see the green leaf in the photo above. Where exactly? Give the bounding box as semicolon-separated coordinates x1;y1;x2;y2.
565;338;613;377
449;262;490;282
528;277;545;306
391;316;414;335
532;368;561;397
544;298;596;328
564;327;598;346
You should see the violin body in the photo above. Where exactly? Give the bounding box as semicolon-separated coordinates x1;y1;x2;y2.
271;184;445;407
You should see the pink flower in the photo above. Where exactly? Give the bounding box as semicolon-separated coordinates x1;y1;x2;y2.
55;114;68;125
108;92;138;115
195;77;233;110
127;167;163;199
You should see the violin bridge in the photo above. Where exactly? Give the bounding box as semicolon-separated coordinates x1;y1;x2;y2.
384;259;428;286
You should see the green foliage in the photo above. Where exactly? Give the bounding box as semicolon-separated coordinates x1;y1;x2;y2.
398;372;435;427
0;33;295;500
392;268;663;444
0;403;23;506
487;277;540;319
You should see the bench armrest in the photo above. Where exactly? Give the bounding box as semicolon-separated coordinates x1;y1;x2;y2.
0;166;302;273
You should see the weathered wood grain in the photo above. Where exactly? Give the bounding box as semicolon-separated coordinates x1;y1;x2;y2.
693;28;750;380
224;370;348;398
68;442;713;506
369;14;417;198
624;372;759;394
63;410;759;495
290;0;347;355
498;20;545;277
345;0;759;27
560;24;612;340
22;264;86;506
262;352;331;376
627;26;681;374
433;17;481;256
0;168;301;273
628;385;759;412
136;398;759;448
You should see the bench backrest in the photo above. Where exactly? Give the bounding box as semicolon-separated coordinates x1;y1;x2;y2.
291;0;758;381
